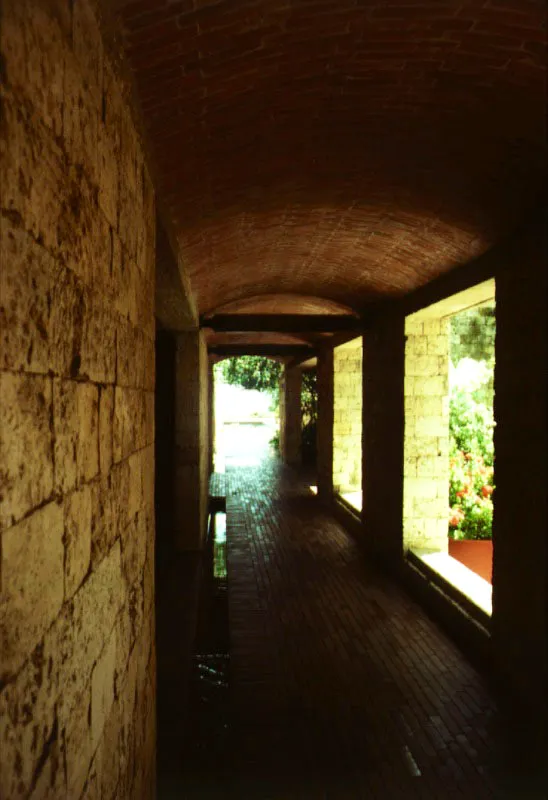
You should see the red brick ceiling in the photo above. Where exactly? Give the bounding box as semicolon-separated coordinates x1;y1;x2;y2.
116;0;547;316
207;294;355;315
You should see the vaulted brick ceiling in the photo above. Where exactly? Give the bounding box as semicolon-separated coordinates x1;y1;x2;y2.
116;0;546;316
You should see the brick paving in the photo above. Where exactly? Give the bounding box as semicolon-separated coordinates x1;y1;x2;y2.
223;457;500;799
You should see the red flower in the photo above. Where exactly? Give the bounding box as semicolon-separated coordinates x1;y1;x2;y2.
449;508;465;527
482;485;493;497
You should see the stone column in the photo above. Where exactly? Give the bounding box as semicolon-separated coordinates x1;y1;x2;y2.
333;338;363;496
362;319;405;563
280;366;302;465
208;360;215;474
317;347;334;500
174;330;209;549
491;217;547;746
403;318;450;553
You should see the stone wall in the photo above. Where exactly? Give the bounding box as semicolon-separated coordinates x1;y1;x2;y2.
333;338;362;496
174;330;210;549
491;217;547;741
403;318;450;552
362;319;405;563
0;1;156;797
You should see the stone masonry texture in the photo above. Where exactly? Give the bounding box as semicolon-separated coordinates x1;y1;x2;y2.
333;338;363;496
403;317;450;553
0;1;156;797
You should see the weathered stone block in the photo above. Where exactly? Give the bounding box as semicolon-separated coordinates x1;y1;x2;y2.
109;459;131;539
97;121;119;228
49;265;88;378
0;631;61;799
55;165;98;286
113;386;146;463
64;483;93;600
405;477;439;500
28;734;66;799
406;320;423;336
98;386;114;475
81;296;116;383
423;319;442;336
63;55;99;177
54;379;99;493
117;317;141;388
0;372;53;530
63;542;124;715
0;93;62;251
416;455;448;478
121;512;147;590
415;415;447;438
0;501;64;679
407;354;442;377
0;222;52;373
127;450;144;522
90;475;116;568
91;627;117;751
95;695;124;800
63;686;93;800
427;335;448;356
414;375;448;396
1;0;68;137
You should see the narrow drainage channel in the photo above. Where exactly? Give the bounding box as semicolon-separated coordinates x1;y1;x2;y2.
181;510;231;791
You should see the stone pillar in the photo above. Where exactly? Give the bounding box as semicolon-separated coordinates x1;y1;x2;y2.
333;338;363;496
174;330;209;549
208;360;215;474
403;318;450;553
362;319;405;563
280;366;301;465
491;217;547;747
317;347;334;500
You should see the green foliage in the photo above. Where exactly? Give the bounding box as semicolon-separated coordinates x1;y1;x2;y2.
449;390;494;468
220;356;281;397
450;304;495;406
301;370;318;426
450;304;495;366
301;369;318;464
448;361;495;539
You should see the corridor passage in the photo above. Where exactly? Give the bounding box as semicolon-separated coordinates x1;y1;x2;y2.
177;452;509;799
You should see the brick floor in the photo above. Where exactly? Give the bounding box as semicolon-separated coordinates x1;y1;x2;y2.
223;458;499;799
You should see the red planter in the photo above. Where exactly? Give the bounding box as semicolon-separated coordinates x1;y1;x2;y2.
448;539;493;583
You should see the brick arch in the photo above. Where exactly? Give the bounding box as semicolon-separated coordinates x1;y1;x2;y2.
205;293;356;316
118;0;547;312
207;331;315;347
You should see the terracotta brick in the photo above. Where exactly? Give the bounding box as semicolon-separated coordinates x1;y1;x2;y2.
115;0;544;316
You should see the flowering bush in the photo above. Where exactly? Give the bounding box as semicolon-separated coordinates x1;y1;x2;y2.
448;311;495;540
449;447;494;540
